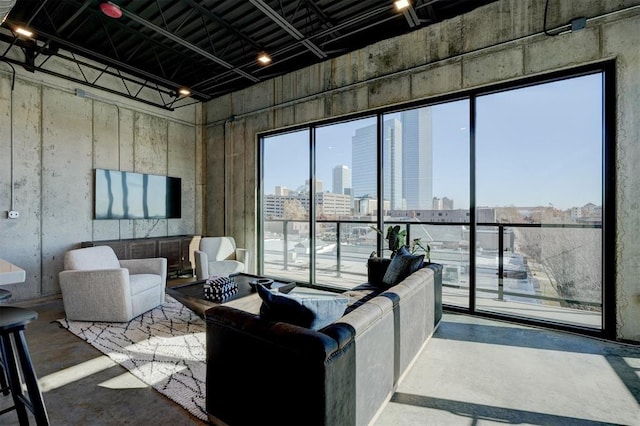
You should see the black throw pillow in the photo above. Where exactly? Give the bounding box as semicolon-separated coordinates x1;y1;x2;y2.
381;246;424;287
257;284;314;328
367;257;392;287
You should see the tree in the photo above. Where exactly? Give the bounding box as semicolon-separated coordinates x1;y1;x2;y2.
283;199;308;220
515;227;601;311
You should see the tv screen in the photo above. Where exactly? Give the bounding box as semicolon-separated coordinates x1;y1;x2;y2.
94;169;181;219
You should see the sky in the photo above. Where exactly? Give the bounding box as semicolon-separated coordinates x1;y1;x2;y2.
262;73;603;210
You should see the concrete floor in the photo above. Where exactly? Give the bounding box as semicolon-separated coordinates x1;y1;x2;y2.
375;314;640;425
2;298;639;425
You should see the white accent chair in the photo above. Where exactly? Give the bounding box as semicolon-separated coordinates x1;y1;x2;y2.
195;237;250;279
58;246;167;322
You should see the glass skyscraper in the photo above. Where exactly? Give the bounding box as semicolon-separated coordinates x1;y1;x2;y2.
401;108;433;210
351;112;433;212
352;118;403;210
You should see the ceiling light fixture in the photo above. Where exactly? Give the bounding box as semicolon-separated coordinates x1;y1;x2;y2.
394;0;410;11
257;52;272;65
178;88;191;96
99;2;123;19
15;27;33;38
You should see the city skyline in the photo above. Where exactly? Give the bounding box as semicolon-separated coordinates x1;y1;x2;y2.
262;73;602;211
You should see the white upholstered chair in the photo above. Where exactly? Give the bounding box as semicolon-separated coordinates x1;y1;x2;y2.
58;246;167;322
195;237;250;279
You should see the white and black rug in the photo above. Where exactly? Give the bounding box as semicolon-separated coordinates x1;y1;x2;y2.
58;296;207;421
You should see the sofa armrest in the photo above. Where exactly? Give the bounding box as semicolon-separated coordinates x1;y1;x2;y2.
58;269;133;321
235;248;250;272
194;250;208;280
206;305;341;360
205;305;356;425
120;258;167;284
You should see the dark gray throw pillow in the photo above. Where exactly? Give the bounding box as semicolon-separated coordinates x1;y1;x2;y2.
381;246;424;287
257;285;349;330
367;257;392;287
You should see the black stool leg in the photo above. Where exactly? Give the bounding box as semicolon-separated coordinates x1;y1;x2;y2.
13;330;49;425
0;361;10;395
0;333;30;424
0;289;13;396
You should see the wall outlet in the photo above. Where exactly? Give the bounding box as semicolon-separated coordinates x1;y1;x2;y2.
7;210;19;219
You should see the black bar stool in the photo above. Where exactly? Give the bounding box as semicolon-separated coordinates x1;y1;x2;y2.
0;306;50;425
0;289;11;397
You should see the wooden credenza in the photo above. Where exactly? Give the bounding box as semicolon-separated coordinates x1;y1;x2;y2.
81;235;200;278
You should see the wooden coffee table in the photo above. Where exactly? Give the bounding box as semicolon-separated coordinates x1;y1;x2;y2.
166;272;295;318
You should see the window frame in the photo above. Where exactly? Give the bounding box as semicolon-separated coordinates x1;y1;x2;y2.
257;61;615;339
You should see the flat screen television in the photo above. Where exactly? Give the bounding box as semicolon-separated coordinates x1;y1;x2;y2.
94;169;181;219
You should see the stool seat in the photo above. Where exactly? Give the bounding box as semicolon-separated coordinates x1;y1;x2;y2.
0;289;11;302
0;306;36;330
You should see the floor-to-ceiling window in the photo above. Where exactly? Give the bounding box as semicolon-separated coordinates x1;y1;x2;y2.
260;118;378;288
258;64;611;335
261;130;311;283
474;73;604;328
382;101;471;308
314;118;378;287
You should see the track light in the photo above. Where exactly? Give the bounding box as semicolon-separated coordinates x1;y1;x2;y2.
257;52;272;65
178;88;191;97
15;27;33;38
394;0;410;11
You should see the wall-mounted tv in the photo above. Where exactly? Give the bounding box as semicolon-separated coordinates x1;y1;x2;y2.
94;169;181;220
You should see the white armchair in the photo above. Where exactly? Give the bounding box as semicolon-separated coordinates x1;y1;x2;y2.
58;246;167;322
195;237;250;279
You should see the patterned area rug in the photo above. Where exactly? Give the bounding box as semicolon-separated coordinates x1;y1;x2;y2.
58;296;207;421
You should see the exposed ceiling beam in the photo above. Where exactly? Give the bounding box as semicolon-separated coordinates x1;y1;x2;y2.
301;0;340;37
180;0;263;51
249;0;327;59
11;26;210;100
402;4;421;28
31;0;91;62
119;6;260;83
56;0;91;34
0;35;182;110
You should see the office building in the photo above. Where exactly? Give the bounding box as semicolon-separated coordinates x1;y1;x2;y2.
401;108;434;210
332;165;352;195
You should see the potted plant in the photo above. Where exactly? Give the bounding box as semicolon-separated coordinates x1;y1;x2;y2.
369;225;430;261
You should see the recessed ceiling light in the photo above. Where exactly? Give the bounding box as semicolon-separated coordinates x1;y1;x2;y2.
99;2;123;19
257;52;272;65
394;0;411;11
178;88;191;96
15;27;33;38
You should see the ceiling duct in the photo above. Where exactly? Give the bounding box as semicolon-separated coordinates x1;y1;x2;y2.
0;0;15;25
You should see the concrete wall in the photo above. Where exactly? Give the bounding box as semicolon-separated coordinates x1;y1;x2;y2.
203;0;640;341
0;57;203;302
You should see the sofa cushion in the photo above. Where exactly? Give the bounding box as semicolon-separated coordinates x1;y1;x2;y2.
382;246;424;287
257;285;349;330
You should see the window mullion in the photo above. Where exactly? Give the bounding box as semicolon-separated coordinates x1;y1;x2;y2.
376;113;384;256
469;94;477;313
309;127;316;285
